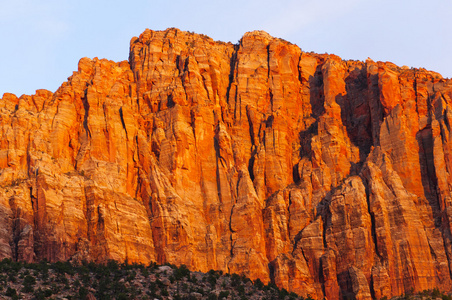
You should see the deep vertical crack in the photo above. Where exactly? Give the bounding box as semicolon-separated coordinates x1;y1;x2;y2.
225;44;239;104
362;175;383;262
119;107;128;140
82;91;92;139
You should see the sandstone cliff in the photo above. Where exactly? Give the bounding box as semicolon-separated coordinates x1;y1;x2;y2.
1;28;452;299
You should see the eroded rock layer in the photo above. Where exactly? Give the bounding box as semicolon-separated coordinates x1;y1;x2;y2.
1;28;452;299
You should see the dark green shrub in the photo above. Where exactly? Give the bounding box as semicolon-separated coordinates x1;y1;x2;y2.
208;273;217;287
107;259;119;271
208;293;218;300
78;286;89;299
279;288;289;299
33;288;46;300
432;288;442;298
237;284;245;295
254;278;264;290
57;276;69;284
126;270;136;281
148;281;156;290
231;273;241;287
50;283;61;293
53;260;75;275
77;263;90;275
189;274;198;283
147;290;157;298
182;282;189;291
87;261;98;273
116;293;128;300
96;278;111;298
5;286;17;297
148;261;157;270
0;258;12;270
219;291;230;299
113;281;130;296
264;282;279;291
156;278;165;289
40;267;49;281
241;274;251;284
174;264;190;280
34;260;49;271
44;288;53;297
12;261;21;272
22;274;36;293
174;294;183;300
81;273;91;284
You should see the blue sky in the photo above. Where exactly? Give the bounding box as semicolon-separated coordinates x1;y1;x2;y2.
1;0;451;96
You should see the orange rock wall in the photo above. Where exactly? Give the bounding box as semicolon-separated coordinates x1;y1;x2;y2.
1;28;452;299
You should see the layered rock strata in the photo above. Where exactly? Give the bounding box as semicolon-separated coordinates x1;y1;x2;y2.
1;28;452;299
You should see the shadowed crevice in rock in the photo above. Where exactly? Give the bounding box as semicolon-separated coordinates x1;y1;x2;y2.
225;45;239;109
362;175;383;262
417;127;441;221
341;66;373;162
365;69;385;147
81;91;91;139
298;121;317;156
308;67;325;119
119;107;128;138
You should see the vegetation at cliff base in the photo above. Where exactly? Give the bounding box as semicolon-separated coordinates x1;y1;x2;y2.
0;258;304;299
389;288;452;300
2;258;450;299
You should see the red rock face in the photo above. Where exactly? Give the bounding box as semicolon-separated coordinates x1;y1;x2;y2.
1;28;452;299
